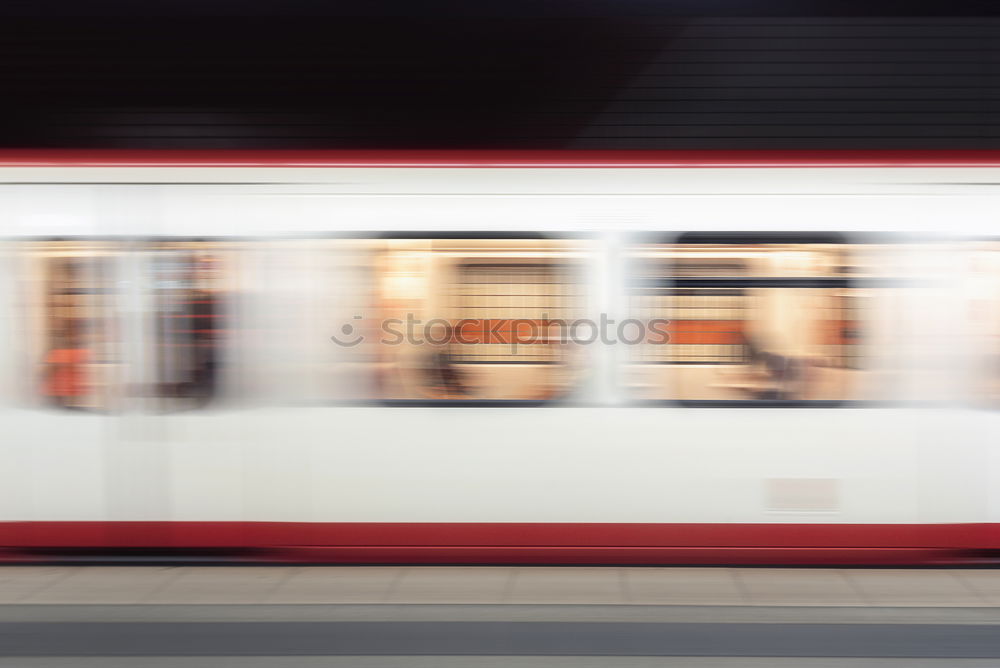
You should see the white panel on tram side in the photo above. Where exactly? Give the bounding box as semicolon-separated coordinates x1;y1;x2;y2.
897;241;1000;523
161;189;998;240
991;425;1000;523
101;247;169;521
228;409;313;524
97;186;173;522
2;185;103;238
164;411;247;522
0;242;31;522
236;240;348;521
594;230;628;406
276;405;935;524
3;166;1000;196
911;408;992;523
8;169;990;240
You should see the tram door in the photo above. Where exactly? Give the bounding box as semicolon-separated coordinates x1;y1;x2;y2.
7;240;127;525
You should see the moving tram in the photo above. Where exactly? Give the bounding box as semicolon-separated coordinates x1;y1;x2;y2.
0;150;998;564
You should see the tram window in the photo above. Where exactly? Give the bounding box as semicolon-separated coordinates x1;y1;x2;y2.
147;243;232;408
248;238;377;403
374;237;589;402
627;236;868;404
27;242;122;410
968;242;1000;406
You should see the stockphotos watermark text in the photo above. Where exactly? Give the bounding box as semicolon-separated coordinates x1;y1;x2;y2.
331;314;670;351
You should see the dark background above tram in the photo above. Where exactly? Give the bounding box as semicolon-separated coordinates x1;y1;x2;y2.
1;0;998;149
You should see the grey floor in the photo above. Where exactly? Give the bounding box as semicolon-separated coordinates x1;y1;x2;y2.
2;566;1000;606
3;566;1000;663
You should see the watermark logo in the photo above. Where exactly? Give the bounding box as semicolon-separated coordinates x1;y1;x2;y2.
329;315;365;347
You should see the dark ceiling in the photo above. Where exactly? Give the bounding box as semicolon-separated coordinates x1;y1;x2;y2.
1;0;998;149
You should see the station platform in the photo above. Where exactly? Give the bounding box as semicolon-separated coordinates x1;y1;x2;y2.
2;565;999;607
3;566;1000;664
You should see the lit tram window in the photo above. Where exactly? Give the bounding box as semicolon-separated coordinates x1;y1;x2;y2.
627;235;869;404
967;241;1000;406
24;241;123;411
146;242;233;409
247;238;376;403
374;236;589;402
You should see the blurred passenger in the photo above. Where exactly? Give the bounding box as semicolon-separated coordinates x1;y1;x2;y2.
536;320;581;401
43;319;91;409
720;333;807;401
158;254;225;406
183;256;224;406
422;323;468;398
748;335;803;400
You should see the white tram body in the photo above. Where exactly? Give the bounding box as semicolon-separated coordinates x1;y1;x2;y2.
0;150;998;563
